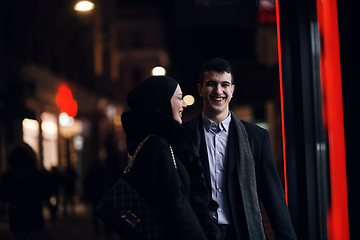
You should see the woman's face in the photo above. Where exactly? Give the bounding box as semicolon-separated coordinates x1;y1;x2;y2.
171;84;187;124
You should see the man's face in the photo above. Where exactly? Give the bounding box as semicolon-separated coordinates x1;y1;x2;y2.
197;70;235;120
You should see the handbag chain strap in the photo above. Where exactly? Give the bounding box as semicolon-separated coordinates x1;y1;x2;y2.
169;145;177;169
124;135;177;175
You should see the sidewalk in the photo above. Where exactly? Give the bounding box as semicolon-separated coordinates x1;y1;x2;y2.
0;202;275;240
0;203;122;240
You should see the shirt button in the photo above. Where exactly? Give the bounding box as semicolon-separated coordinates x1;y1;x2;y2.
218;208;222;212
217;170;220;173
218;189;222;192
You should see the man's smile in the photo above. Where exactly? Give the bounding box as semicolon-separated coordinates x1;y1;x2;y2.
211;96;226;102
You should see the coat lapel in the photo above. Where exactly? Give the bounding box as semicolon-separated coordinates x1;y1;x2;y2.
197;117;211;190
226;121;237;178
188;113;211;190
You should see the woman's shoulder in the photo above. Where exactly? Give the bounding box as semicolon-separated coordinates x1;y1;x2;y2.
141;135;170;152
147;135;168;144
135;135;175;168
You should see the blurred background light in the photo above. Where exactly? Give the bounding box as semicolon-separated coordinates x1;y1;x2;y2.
59;112;75;127
105;104;116;119
41;121;58;135
56;84;78;118
22;118;39;131
152;66;166;76
22;118;40;161
74;1;95;12
74;135;84;150
183;95;195;106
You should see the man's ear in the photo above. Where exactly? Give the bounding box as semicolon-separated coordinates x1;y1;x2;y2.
197;84;203;97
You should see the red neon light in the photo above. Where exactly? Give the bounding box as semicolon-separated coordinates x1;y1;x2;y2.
275;0;288;204
316;0;349;239
56;84;78;118
258;1;276;24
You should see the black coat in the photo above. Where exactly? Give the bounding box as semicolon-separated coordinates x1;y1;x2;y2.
187;112;297;240
121;109;224;240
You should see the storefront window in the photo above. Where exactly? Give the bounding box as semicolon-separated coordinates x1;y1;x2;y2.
22;118;40;161
41;112;58;170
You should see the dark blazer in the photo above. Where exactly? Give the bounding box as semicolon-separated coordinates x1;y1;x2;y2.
188;112;297;240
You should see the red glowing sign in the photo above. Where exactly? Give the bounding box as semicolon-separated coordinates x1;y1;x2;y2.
56;85;78;118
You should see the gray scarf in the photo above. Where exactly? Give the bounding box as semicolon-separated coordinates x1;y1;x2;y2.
231;112;266;240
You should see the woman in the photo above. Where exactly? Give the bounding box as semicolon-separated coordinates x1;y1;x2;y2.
121;75;224;240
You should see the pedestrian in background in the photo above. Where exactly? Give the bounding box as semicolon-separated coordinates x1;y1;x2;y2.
0;141;52;240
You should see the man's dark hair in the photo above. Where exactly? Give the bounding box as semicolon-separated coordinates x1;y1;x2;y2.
199;57;233;85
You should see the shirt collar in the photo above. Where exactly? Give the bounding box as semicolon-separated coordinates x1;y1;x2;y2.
202;112;231;133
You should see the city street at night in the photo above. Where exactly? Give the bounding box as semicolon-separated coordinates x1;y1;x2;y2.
0;203;122;240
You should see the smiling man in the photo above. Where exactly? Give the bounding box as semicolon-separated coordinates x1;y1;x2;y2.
187;58;297;240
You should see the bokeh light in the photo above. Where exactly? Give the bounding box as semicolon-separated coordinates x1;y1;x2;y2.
152;66;166;76
59;112;75;127
74;1;95;12
22;118;39;131
183;95;195;106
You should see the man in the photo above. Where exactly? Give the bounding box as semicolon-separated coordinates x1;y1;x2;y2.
187;58;297;240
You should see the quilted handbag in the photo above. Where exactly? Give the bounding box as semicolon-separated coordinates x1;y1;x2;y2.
96;135;175;240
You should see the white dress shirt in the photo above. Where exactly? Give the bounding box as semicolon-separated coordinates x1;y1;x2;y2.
202;112;232;225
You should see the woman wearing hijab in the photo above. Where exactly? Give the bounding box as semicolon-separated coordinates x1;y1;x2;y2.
121;76;224;240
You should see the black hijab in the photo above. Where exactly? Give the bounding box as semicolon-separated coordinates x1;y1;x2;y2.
127;76;178;118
